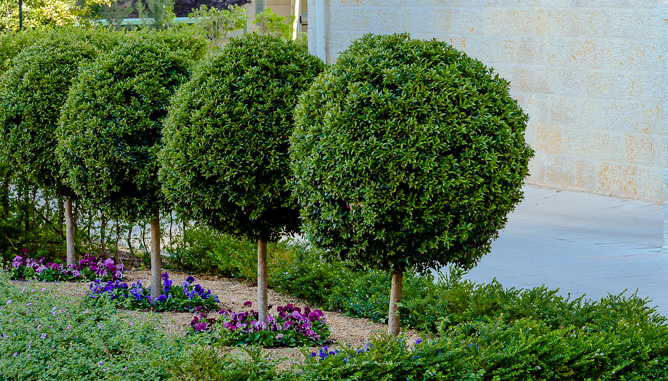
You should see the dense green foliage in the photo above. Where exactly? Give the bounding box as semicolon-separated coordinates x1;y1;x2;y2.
0;29;48;74
57;38;192;220
171;302;668;380
159;33;324;241
0;27;125;74
133;27;208;60
0;34;98;197
290;33;534;273
165;224;294;279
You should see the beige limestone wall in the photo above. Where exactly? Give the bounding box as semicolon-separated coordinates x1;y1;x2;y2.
308;0;667;203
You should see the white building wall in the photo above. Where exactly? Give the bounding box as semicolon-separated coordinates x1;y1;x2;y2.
308;0;667;205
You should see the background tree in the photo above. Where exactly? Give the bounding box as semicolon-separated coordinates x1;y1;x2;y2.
0;32;103;267
159;33;324;321
290;33;534;336
57;38;193;302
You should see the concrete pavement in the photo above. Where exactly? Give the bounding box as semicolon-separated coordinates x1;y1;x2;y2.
461;185;668;317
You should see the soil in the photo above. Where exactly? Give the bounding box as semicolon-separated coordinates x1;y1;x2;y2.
37;269;421;366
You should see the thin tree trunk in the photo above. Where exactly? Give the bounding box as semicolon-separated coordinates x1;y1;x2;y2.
0;173;9;220
114;219;120;261
388;269;403;337
64;197;75;267
150;210;162;305
100;213;107;258
257;238;268;322
127;227;135;262
87;208;92;246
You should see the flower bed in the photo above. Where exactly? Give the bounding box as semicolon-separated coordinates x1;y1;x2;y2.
189;302;330;348
7;251;124;282
86;273;218;312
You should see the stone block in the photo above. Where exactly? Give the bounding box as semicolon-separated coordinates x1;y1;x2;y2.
575;159;596;189
635;166;664;201
596;163;639;198
534;123;562;154
625;133;655;166
543;154;576;186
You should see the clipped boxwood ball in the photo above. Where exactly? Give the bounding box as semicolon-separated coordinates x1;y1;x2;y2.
0;33;99;196
57;38;192;220
159;34;325;240
290;33;534;272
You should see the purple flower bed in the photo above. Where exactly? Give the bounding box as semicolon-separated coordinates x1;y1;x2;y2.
188;302;330;347
86;273;219;312
7;250;124;282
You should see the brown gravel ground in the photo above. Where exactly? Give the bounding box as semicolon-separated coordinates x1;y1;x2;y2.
34;269;421;366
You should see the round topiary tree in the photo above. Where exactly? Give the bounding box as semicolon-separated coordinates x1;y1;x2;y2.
159;33;325;321
0;33;99;267
57;38;192;302
290;33;534;336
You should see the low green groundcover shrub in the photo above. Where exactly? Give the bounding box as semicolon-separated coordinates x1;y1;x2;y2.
164;224;290;279
170;328;668;380
86;273;218;312
0;272;180;380
2;267;668;380
7;251;124;282
188;302;330;348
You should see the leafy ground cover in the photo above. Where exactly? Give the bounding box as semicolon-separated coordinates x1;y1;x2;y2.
7;251;124;282
2;241;668;380
0;264;668;380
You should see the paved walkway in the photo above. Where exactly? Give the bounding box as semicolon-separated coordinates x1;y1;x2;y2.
461;185;668;317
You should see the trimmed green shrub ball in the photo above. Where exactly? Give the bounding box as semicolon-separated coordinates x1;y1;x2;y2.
57;38;192;220
133;29;208;62
159;33;325;240
290;33;534;273
0;33;99;196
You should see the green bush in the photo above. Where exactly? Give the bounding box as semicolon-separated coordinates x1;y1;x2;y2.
133;28;208;61
56;37;192;220
160;33;324;241
0;32;98;197
168;346;280;381
0;28;49;74
0;27;125;75
290;33;534;274
165;225;296;281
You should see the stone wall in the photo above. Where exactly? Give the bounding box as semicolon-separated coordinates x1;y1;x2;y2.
308;0;667;203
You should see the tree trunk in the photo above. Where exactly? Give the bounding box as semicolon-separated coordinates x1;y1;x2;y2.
388;269;403;337
100;213;107;258
257;238;268;322
64;197;75;267
150;210;162;305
